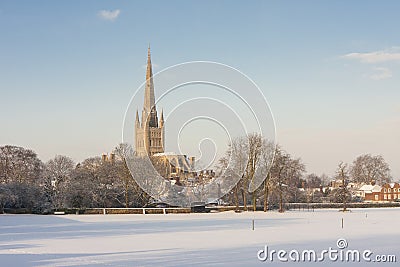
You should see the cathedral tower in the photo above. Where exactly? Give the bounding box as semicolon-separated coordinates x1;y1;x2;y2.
135;46;165;157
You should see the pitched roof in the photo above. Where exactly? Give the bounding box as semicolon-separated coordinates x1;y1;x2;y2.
358;184;381;193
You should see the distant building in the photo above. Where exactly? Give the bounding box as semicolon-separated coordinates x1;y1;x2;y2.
101;153;116;163
99;48;165;160
359;182;400;202
135;46;165;157
152;153;215;186
381;183;400;201
329;179;348;189
133;47;214;186
153;153;195;174
357;184;382;201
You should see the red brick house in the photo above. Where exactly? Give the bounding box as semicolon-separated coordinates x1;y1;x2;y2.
381;183;400;201
359;184;382;201
364;182;400;202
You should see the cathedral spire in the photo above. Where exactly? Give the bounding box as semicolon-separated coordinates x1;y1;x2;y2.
160;109;164;127
135;46;165;157
135;109;140;127
144;45;155;112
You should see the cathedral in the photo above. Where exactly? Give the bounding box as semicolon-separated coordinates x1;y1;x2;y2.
134;47;215;186
135;47;165;157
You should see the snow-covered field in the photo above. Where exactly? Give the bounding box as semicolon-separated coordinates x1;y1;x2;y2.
0;208;399;266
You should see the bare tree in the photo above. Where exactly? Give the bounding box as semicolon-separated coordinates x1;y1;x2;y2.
65;157;121;208
231;137;248;210
0;145;45;212
336;161;350;212
350;154;391;185
113;144;135;208
43;155;75;210
66;159;97;209
0;145;43;184
269;146;305;212
218;139;303;213
269;147;287;213
246;133;263;211
262;173;276;212
320;173;330;187
218;137;248;210
217;155;240;208
306;173;323;188
0;185;13;213
259;140;275;212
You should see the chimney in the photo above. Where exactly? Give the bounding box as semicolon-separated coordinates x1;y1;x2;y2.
109;153;115;163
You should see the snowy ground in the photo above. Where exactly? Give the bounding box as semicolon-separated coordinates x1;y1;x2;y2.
0;208;399;266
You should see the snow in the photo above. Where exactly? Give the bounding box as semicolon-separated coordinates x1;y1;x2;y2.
0;208;399;266
358;184;382;193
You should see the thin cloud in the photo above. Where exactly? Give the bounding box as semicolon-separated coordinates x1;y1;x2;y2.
97;9;121;21
370;67;392;80
342;48;400;63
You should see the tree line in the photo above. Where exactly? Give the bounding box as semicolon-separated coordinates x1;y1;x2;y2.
0;139;393;213
218;134;392;212
0;144;150;214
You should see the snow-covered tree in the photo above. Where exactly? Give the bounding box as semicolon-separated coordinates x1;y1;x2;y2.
43;155;75;210
350;154;391;185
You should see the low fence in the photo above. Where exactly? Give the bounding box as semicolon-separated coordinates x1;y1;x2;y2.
75;207;191;215
2;202;400;215
71;202;400;215
286;202;400;211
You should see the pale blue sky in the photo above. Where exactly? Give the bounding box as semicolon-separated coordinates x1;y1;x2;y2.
1;1;399;179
